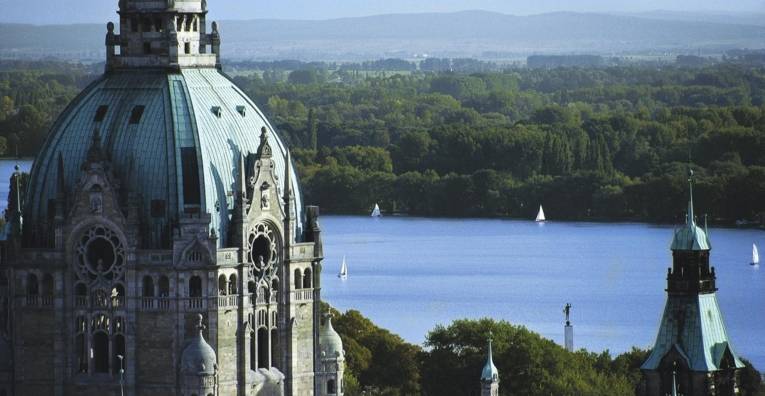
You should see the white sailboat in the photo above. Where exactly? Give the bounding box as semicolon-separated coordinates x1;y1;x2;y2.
371;203;381;217
535;205;546;222
751;243;759;266
338;256;348;279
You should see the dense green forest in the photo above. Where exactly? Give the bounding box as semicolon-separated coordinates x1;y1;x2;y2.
3;61;765;223
321;303;763;396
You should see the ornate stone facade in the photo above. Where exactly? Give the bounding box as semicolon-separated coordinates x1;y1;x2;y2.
0;1;343;395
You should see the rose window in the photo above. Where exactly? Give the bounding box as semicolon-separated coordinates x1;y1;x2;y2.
75;225;125;283
247;223;279;283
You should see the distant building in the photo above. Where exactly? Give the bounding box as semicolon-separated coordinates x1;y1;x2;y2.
527;55;604;69
641;171;744;396
480;337;499;396
0;0;343;395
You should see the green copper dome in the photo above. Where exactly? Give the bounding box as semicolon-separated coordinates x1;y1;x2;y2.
319;316;344;359
24;68;303;248
481;338;498;382
670;172;710;252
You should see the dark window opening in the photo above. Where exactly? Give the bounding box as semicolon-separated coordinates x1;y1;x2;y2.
94;105;109;122
142;276;154;297
251;235;271;264
189;276;202;298
218;275;227;296
129;105;145;125
142;18;151;32
250;331;256;370
236;106;246;117
131;18;138;32
181;147;201;207
75;283;87;296
76;333;87;373
93;332;109;373
159;276;170;297
151;200;166;218
87;238;116;271
184;42;191;54
248;281;256;294
327;379;336;394
257;327;269;368
270;328;279;370
143;42;151;55
26;274;38;296
153;18;163;32
294;269;302;290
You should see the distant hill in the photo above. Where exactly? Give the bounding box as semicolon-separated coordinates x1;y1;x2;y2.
2;10;764;61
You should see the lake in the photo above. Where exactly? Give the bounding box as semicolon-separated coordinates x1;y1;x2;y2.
319;215;765;370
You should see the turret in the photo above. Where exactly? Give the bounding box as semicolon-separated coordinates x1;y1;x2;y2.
480;336;499;396
641;168;744;396
667;169;716;295
317;312;345;396
107;0;220;71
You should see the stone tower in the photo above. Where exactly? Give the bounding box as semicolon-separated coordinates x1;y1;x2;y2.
641;170;744;396
480;336;499;396
0;0;335;395
316;313;345;396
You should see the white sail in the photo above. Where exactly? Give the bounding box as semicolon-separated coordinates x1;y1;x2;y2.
535;205;546;222
371;203;381;217
753;244;760;265
338;256;348;279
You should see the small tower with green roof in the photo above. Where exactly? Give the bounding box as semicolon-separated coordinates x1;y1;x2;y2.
641;170;744;396
480;335;499;396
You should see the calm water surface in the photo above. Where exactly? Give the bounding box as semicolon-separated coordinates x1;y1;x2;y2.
320;215;765;369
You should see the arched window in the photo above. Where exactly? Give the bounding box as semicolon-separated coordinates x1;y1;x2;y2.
75;333;87;373
218;275;227;296
303;268;312;289
189;276;202;297
294;269;302;290
327;379;336;394
27;274;39;295
42;273;54;296
250;331;256;370
93;332;109;373
257;327;269;369
159;276;170;297
142;276;155;297
113;334;125;375
270;328;279;370
228;274;238;295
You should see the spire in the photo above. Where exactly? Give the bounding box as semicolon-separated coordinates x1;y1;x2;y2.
237;153;248;203
671;369;679;396
481;332;499;382
257;127;273;159
670;167;710;251
85;128;106;166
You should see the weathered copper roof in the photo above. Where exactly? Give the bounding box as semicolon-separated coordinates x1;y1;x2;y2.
25;68;303;248
641;294;744;372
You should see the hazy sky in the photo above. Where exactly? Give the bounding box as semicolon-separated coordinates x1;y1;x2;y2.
0;0;763;24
